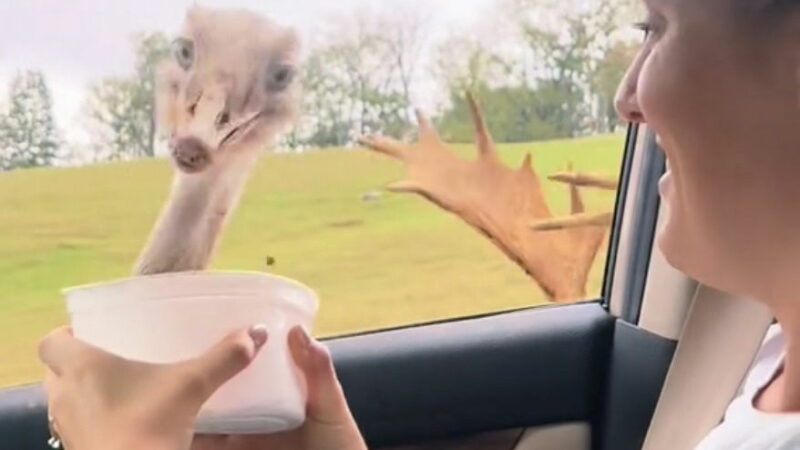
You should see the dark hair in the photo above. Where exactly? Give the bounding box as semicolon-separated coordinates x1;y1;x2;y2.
768;0;799;11
743;0;799;19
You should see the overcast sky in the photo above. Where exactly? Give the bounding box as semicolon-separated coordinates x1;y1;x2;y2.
0;0;498;145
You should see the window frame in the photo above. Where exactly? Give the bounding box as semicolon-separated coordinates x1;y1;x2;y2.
326;122;651;341
607;126;667;322
0;125;669;450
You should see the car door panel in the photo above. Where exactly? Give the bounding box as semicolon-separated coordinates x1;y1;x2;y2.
0;384;48;450
598;322;677;450
0;303;614;450
381;428;524;450
330;303;614;447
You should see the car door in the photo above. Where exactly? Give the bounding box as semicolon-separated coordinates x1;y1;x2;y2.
338;127;674;450
0;125;677;450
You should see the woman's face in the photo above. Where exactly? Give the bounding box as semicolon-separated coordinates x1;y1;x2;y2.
616;0;800;302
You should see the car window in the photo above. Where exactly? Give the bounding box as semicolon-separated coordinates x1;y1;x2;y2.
0;0;642;388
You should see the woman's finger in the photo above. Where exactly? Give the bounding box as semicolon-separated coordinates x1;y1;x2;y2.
42;369;62;417
43;370;64;446
180;325;267;402
38;327;97;376
287;326;351;422
190;434;231;450
42;369;60;396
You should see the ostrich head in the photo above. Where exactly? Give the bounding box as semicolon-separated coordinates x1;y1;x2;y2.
156;7;301;173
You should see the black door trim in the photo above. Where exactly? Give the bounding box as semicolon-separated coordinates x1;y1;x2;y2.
0;303;615;449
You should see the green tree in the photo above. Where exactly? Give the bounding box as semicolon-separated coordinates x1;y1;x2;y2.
291;49;357;148
514;6;601;136
591;40;639;132
289;11;425;149
433;36;498;95
85;32;170;160
437;85;572;143
0;70;62;170
514;0;641;134
434;0;642;141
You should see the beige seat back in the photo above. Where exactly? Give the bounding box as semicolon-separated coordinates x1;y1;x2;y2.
642;285;772;450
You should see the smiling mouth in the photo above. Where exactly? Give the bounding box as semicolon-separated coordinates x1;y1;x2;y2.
658;170;673;197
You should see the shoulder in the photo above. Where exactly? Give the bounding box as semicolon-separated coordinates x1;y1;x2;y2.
696;324;789;450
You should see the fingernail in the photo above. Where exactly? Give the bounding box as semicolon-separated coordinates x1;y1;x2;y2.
249;325;268;349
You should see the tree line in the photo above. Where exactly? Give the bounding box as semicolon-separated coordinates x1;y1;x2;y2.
0;0;639;171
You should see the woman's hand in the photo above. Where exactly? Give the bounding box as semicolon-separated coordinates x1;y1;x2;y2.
191;326;367;450
39;325;267;450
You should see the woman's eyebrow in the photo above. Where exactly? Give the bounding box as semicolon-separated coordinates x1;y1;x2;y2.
642;0;665;9
641;0;673;19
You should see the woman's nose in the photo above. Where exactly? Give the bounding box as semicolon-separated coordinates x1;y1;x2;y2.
615;79;645;124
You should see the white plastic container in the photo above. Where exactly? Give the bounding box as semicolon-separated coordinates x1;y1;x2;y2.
62;271;319;435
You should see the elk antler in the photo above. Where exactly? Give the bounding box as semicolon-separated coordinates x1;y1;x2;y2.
530;171;619;231
358;94;609;302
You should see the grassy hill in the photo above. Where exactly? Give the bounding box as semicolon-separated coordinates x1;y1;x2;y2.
0;134;625;386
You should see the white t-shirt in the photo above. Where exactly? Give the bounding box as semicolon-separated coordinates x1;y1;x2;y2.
695;324;800;450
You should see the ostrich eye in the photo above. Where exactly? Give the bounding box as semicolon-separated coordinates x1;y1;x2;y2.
172;38;194;71
267;64;296;91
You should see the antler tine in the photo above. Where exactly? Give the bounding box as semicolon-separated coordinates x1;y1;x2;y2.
387;179;423;194
357;135;407;160
415;108;441;145
567;161;586;215
519;153;534;173
531;212;614;231
466;91;497;159
549;172;618;190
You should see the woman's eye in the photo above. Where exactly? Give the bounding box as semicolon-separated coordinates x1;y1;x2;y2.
634;21;653;35
267;65;296;91
172;38;194;71
634;11;664;39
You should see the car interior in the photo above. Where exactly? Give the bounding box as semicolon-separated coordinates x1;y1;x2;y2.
0;121;773;450
0;2;779;449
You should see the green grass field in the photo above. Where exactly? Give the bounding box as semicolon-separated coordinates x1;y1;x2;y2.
0;134;624;387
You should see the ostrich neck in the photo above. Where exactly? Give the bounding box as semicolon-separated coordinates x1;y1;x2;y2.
133;148;261;275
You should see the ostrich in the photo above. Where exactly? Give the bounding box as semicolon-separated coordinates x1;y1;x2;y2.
133;7;301;275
